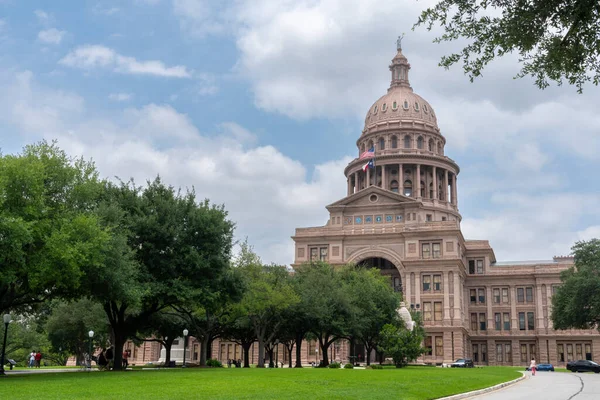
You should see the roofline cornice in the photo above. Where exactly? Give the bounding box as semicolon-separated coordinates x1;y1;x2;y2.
344;153;460;176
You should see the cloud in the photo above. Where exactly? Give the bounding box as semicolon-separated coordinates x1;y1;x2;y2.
108;93;133;102
34;9;51;23
60;45;192;78
92;4;120;15
38;28;66;45
172;0;225;37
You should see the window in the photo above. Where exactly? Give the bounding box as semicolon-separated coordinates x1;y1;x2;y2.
470;289;477;304
432;243;441;258
503;313;510;330
434;302;442;321
422;275;431;292
527;312;534;330
530;344;536;361
417;136;423;149
469;260;475;274
423;302;432;321
424;337;432;356
468;259;484;274
379;138;385;150
493;288;500;304
422;243;430;259
404;135;411;148
390;180;399;193
403;100;409;110
403;180;412;196
392;101;398;110
433;275;441;291
567;344;573;361
382;103;387;112
435;336;443;356
505;344;512;363
470;314;477;331
576;344;582;360
502;288;509;304
308;341;316;356
470;288;485;304
552;285;559;296
482;344;487;362
478;288;485;304
473;344;479;362
586;344;592;360
558;344;565;362
521;345;528;362
496;344;503;362
310;247;318;261
476;260;484;274
426;214;432;222
479;313;486;331
519;312;525;330
422;241;441;259
517;288;525;303
428;139;434;152
373;105;378;113
526;287;533;303
494;313;501;331
414;102;420;111
391;136;398;148
320;247;328;261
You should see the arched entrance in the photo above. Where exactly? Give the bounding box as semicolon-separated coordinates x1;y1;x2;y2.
358;257;402;293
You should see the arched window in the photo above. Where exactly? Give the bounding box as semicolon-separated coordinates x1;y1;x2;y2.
391;136;397;149
417;136;424;149
437;142;442;155
429;182;434;199
404;135;411;149
438;183;444;200
428;139;434;152
420;181;426;197
390;180;399;193
403;100;409;110
368;140;374;149
379;137;385;150
403;180;412;197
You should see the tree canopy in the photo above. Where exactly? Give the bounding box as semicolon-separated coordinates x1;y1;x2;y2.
415;0;600;91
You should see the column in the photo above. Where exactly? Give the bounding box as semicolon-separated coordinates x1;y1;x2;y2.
453;272;461;324
354;172;358;193
415;274;421;307
451;173;457;205
444;170;449;202
366;168;370;187
347;177;352;196
546;287;554;330
416;164;421;199
510;286;518;332
432;166;437;200
486;286;493;330
399;164;403;194
443;271;450;322
404;272;411;306
381;164;386;190
536;285;544;334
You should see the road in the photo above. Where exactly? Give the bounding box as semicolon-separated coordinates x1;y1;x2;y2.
467;371;600;400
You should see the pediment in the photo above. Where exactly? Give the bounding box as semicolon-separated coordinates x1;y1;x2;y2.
326;186;417;210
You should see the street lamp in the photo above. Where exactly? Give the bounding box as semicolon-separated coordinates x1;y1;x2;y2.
88;331;94;370
1;314;11;376
182;329;189;368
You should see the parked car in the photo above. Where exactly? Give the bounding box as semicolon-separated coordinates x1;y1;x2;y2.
526;363;554;372
566;360;600;373
451;358;474;368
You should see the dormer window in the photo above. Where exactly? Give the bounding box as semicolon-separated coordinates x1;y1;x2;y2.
382;103;387;112
392;101;398;110
414;102;420;111
403;100;409;110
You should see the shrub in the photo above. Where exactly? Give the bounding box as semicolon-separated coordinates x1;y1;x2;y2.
344;363;354;369
206;359;223;368
328;362;341;369
368;364;384;369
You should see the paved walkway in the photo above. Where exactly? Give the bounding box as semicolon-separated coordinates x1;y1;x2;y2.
467;372;600;400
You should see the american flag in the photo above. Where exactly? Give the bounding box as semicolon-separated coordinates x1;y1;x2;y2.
360;146;375;160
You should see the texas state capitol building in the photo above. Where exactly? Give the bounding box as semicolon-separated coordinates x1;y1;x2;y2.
291;41;600;367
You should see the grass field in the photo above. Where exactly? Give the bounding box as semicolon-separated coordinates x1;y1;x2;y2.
1;366;521;400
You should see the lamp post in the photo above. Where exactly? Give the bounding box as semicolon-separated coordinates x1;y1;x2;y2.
1;314;11;376
88;331;94;370
182;329;189;368
315;348;319;367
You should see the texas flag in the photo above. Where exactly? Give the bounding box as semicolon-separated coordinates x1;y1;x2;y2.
362;159;374;172
360;146;375;160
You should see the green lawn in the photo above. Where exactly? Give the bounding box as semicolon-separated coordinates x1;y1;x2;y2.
0;366;521;400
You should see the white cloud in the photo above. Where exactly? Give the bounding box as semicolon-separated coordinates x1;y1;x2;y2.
60;45;192;78
92;4;120;16
38;28;66;45
172;0;225;37
108;93;133;102
34;9;50;23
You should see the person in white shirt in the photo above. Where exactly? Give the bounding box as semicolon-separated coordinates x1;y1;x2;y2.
529;358;537;376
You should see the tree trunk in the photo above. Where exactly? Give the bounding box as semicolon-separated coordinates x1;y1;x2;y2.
257;337;265;368
268;348;275;368
164;342;172;367
294;332;304;368
111;331;125;371
200;338;208;366
206;338;213;360
243;342;252;368
288;347;293;368
321;344;329;367
365;345;372;366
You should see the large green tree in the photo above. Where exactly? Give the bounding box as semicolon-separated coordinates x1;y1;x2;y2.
552;239;600;330
378;313;426;368
416;0;600;91
0;141;108;315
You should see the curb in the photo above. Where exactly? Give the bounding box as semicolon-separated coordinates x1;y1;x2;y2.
436;372;527;400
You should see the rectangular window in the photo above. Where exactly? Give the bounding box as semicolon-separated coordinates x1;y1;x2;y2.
469;260;475;274
505;344;512;363
479;313;486;331
422;275;431;292
319;247;328;261
310;247;318;261
476;259;484;274
482;345;487;362
527;312;535;330
435;336;443;356
517;288;525;303
520;344;527;362
424;336;432;356
434;302;442;321
503;313;511;331
585;344;592;360
478;288;485;304
530;344;536;361
519;312;526;330
494;313;501;331
308;341;316;356
496;344;503;362
526;287;533;303
493;288;500;304
472;344;479;362
423;302;432;321
558;344;565;362
502;288;509;304
470;289;477;304
426;214;432;222
567;344;573;361
433;275;441;291
471;313;478;331
432;243;441;258
422;243;431;259
576;344;582;360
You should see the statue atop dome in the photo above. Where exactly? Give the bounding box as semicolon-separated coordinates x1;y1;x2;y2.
396;34;404;51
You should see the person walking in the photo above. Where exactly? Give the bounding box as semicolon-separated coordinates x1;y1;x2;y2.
529;358;537;376
29;351;35;368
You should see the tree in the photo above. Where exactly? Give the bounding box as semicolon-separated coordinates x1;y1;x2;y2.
378;314;426;368
415;1;600;92
552;239;600;330
0;141;108;314
135;310;188;367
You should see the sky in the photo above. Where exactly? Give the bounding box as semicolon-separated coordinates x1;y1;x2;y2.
1;0;599;265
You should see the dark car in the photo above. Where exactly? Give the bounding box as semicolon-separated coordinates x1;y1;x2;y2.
566;360;600;373
451;358;474;368
526;363;554;372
